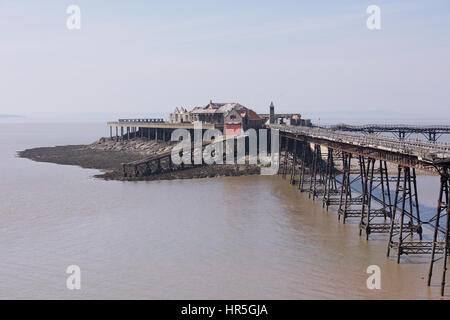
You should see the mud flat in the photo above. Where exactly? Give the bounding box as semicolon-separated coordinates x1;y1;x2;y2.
18;138;261;181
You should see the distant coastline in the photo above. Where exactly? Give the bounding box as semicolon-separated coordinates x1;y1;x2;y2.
0;114;24;118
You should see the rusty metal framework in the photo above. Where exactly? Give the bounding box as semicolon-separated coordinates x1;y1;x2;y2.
337;153;364;223
325;124;450;142
275;125;450;296
359;159;393;239
270;124;450;171
120;121;450;295
280;136;289;179
309;144;324;200
298;142;313;192
323;148;341;210
427;165;450;296
290;140;298;185
386;166;424;263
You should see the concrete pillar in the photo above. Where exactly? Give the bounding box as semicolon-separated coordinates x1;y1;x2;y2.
116;126;119;142
121;127;124;140
127;127;130;140
155;128;158;141
162;128;166;142
110;126;112;140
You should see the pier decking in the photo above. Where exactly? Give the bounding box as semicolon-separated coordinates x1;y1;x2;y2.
106;120;216;142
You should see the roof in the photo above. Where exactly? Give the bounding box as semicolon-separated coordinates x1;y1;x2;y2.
191;102;240;114
208;102;226;108
245;109;262;121
189;101;262;122
173;107;188;114
218;103;245;113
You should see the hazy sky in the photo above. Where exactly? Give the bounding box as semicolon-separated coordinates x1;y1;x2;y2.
1;1;449;123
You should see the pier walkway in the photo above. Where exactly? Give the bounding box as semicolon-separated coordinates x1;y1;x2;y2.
269;124;450;296
324;124;450;142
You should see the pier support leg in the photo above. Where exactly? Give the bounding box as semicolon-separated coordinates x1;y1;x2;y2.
281;137;288;179
379;160;392;221
387;167;401;257
359;158;374;239
338;153;352;223
278;136;283;176
397;168;408;263
290;141;298;185
441;208;450;296
427;169;450;296
387;166;423;261
359;160;393;239
412;168;422;240
309;144;321;200
298;142;307;192
323;148;339;210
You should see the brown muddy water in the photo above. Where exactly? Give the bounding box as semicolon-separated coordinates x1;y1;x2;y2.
0;122;446;299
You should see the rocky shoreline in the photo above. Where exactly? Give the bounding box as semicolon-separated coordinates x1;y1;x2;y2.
18;138;262;181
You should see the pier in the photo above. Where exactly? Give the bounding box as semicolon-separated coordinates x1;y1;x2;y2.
325;124;450;142
106;112;450;296
106;120;215;142
270;124;450;296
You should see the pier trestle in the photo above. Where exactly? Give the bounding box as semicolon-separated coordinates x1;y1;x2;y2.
386;166;424;263
427;165;450;296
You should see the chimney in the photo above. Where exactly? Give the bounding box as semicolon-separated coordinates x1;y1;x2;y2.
269;102;275;124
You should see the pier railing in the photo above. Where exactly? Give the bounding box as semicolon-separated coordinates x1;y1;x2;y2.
118;118;165;123
324;124;450;131
269;124;450;160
